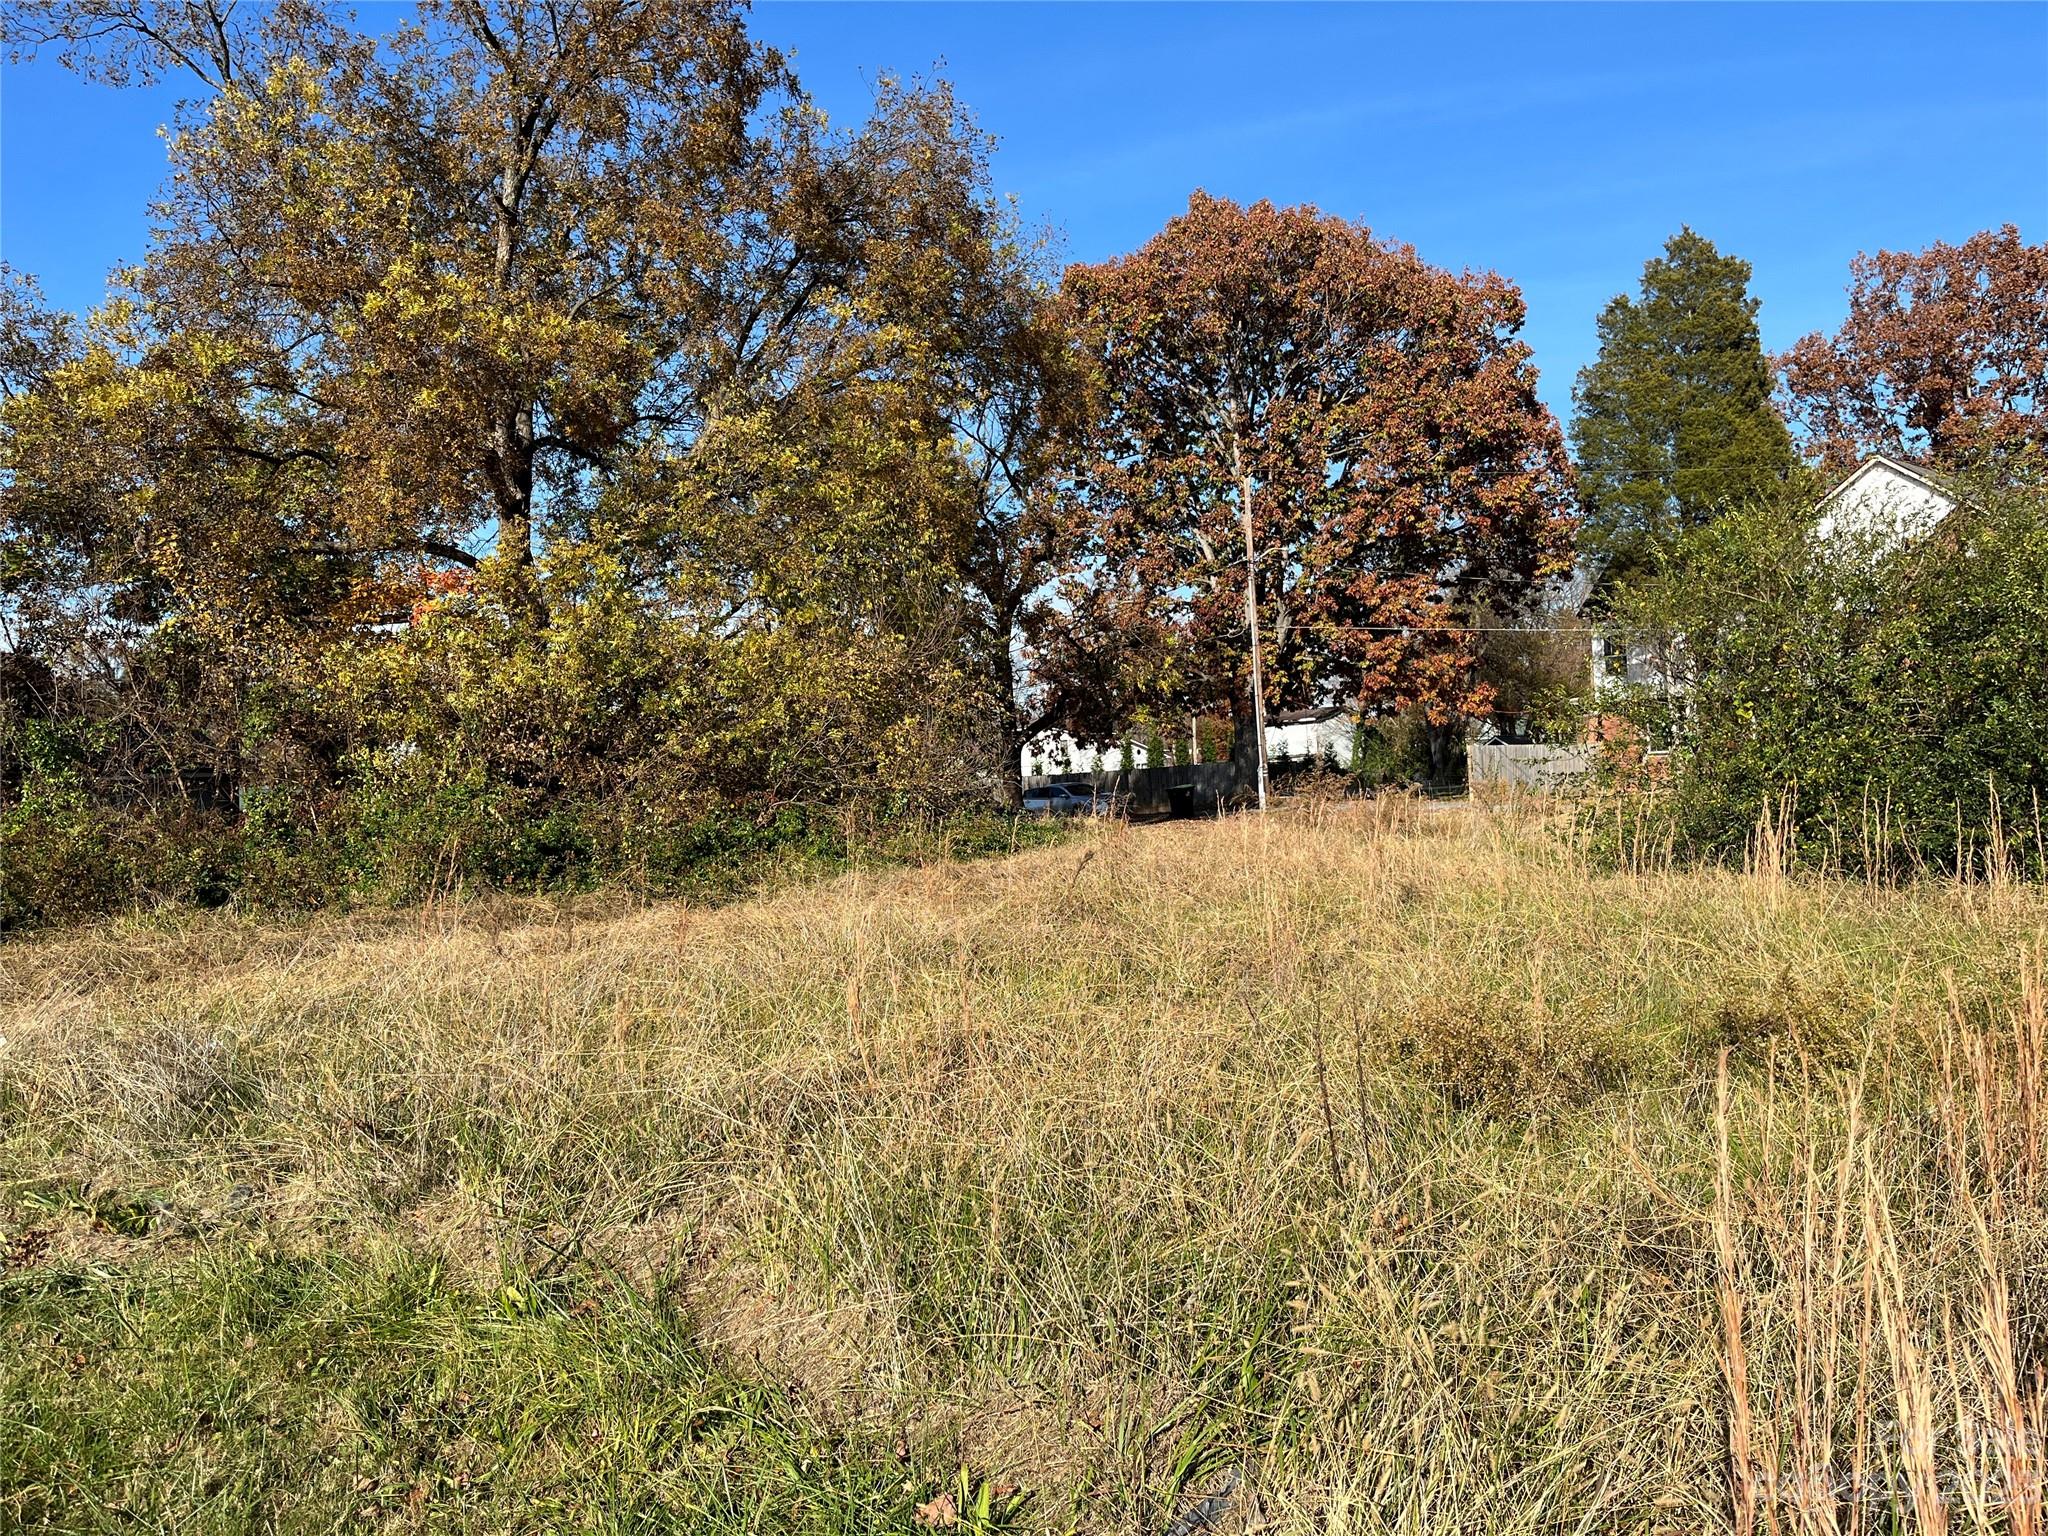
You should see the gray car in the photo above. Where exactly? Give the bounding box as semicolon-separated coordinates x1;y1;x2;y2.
1022;783;1119;816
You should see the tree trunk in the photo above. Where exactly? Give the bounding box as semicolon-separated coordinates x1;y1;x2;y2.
1232;448;1269;812
995;705;1027;815
489;145;546;627
990;613;1027;812
1425;717;1464;789
487;403;547;627
998;740;1025;813
1229;692;1262;805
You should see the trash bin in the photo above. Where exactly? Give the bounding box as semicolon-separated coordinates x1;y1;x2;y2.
1167;783;1196;819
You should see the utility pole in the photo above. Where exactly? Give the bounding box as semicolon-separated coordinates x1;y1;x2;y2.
1235;445;1270;813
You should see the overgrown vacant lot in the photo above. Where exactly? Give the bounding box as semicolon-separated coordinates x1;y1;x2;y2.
5;802;2046;1533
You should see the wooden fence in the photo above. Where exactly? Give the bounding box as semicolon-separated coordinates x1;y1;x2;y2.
1467;742;1596;791
1024;762;1240;815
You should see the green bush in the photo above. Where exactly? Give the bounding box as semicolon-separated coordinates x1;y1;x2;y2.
1350;711;1432;787
2;542;1034;930
1;773;124;929
1598;475;2048;878
1;751;1063;931
0;780;256;929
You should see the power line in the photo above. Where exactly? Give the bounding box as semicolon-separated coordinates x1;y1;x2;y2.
1275;620;1658;636
1290;621;1582;635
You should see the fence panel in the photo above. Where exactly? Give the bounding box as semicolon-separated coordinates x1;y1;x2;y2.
1468;743;1596;791
1023;762;1239;814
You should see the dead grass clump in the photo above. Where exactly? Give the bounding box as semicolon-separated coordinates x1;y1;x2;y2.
12;1017;262;1151
1704;970;1871;1072
1382;996;1632;1115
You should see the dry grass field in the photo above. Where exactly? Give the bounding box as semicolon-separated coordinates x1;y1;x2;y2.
4;799;2046;1533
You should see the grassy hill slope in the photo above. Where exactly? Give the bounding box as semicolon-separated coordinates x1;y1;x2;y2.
5;801;2046;1532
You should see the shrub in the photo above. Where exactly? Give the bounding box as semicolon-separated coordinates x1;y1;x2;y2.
0;750;1058;930
1599;475;2048;879
1350;710;1432;787
1;543;1026;928
1382;996;1631;1115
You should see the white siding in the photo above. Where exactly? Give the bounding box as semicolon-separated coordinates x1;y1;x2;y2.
1590;631;1680;700
1022;731;1165;776
1267;716;1354;768
1815;458;1955;547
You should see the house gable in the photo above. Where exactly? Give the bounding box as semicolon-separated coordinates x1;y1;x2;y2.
1814;453;1956;546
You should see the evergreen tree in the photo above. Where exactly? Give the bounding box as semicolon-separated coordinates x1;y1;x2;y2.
1571;229;1796;586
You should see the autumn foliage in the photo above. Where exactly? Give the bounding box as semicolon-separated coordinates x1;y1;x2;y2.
1061;194;1576;782
1781;225;2048;476
3;4;2045;924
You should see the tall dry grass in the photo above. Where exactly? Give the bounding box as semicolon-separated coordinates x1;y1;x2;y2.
3;798;2046;1532
1713;956;2048;1536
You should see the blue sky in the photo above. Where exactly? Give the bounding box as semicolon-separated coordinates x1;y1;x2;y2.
2;2;2043;424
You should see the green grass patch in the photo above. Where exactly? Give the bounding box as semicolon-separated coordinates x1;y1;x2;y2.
1;1240;965;1534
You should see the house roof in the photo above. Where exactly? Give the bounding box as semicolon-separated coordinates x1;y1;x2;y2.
1826;450;1949;505
1269;706;1349;726
1818;451;1960;511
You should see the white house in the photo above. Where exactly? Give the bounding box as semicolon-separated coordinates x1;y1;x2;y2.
1265;706;1355;768
1588;452;1959;704
1021;708;1358;780
1812;452;1957;547
1021;731;1117;779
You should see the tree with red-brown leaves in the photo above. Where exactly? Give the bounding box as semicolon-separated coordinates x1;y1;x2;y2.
1059;193;1576;792
1781;226;2048;478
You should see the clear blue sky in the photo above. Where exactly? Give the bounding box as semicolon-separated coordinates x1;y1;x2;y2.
3;2;2043;424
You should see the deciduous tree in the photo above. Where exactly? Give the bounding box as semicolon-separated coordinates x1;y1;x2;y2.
5;3;1025;771
943;264;1099;809
56;0;795;624
1062;193;1575;791
1781;226;2048;477
2;0;256;89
